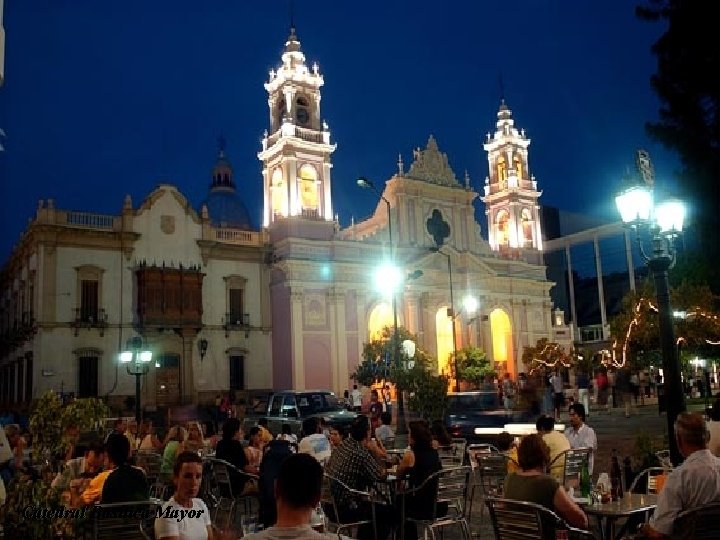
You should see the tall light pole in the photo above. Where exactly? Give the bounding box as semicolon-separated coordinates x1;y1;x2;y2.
358;177;408;435
616;182;686;465
119;336;153;427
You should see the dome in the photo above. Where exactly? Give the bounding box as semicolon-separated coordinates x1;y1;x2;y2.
202;189;254;230
200;137;254;230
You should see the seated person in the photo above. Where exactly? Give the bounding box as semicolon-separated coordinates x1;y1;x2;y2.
257;418;274;445
137;420;163;452
298;417;332;465
640;412;720;539
155;451;213;540
101;432;149;503
496;432;520;473
161;426;187;480
80;434;128;506
245;453;335;540
536;415;570;482
708;397;720;457
375;412;395;446
325;415;393;540
328;426;345;449
245;427;264;469
215;418;257;495
52;441;105;490
396;420;446;540
277;423;298;445
182;421;205;454
504;433;588;533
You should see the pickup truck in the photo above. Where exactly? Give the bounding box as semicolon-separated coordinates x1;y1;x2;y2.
243;390;358;436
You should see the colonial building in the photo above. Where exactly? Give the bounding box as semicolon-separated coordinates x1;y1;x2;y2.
0;27;572;408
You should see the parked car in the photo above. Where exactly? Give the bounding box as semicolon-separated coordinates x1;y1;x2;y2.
444;391;513;444
243;390;358;436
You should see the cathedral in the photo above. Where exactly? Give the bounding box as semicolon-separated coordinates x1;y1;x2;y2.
0;27;572;408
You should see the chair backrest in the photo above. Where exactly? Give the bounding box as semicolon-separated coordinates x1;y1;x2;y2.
674;502;720;540
437;466;471;511
323;473;374;527
485;497;593;540
562;448;591;490
92;499;160;540
476;453;510;497
135;453;162;482
628;467;669;495
438;438;467;467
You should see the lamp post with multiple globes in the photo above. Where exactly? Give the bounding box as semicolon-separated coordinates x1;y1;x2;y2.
615;181;686;465
119;336;153;427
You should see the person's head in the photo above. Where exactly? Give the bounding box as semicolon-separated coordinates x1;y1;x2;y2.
536;415;555;434
140;419;153;437
353;384;358;390
258;418;269;428
281;423;292;436
167;425;188;443
343;390;349;398
4;424;21;445
380;412;392;426
517;433;550;472
408;420;433;450
302;417;320;437
329;426;344;447
113;418;127;433
222;418;242;440
568;403;586;428
84;441;105;471
204;421;216;438
173;451;203;500
496;432;515;452
430;420;452;446
350;415;371;442
675;412;709;456
275;453;323;512
187;421;203;442
247;426;261;445
371;389;379;401
105;433;130;467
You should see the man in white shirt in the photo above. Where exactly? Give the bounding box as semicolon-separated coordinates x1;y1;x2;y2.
350;385;362;413
550;370;565;421
298;417;332;466
641;412;720;539
564;403;597;474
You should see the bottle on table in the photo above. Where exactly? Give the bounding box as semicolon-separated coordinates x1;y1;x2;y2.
610;449;623;500
580;459;591;498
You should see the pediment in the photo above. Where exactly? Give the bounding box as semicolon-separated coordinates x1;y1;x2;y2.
408;247;498;278
136;184;202;224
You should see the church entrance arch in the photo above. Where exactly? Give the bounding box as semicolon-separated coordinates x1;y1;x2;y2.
435;307;453;376
367;302;393;341
490;308;514;377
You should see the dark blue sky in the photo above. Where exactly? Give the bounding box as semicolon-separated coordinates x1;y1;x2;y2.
0;1;679;261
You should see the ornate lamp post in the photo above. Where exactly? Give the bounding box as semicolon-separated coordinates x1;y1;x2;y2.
615;182;686;465
119;336;153;427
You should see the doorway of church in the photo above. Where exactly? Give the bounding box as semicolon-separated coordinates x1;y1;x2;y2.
155;353;181;407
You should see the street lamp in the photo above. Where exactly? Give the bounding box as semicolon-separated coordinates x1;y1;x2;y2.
359;177;409;435
119;336;153;427
615;181;686;465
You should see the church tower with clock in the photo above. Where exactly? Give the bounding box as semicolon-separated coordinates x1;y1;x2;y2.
481;100;543;253
259;27;336;228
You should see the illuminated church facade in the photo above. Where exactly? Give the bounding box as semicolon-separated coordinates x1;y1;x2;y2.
0;28;572;407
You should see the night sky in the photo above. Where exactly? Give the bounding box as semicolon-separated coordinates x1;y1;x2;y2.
0;1;679;263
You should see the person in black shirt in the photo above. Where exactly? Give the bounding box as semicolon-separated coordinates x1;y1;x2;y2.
215;418;256;496
101;433;149;504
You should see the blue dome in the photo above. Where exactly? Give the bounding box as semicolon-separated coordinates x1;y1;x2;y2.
202;188;254;230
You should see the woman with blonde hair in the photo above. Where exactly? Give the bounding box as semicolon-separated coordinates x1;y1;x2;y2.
183;421;205;454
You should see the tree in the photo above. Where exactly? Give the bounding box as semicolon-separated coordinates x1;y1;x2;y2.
352;326;449;421
521;338;573;375
637;1;720;277
452;346;495;387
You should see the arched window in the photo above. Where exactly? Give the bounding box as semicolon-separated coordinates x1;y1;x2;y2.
295;96;311;126
521;208;533;247
513;155;524;180
298;164;319;211
496;156;508;186
276;98;287;127
496;210;510;246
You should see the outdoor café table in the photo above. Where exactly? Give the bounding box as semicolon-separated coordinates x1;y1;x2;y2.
583;493;658;540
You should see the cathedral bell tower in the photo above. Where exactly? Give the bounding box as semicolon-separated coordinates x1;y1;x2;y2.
481;100;543;251
259;26;337;227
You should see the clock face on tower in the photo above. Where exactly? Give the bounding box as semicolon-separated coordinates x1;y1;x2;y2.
296;108;309;126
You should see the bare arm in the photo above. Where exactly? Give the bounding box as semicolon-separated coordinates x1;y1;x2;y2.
552;486;588;529
396;449;415;478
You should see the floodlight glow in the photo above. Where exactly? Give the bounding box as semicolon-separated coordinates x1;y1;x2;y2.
615;185;652;224
463;296;479;315
402;339;416;359
119;351;133;363
655;199;685;235
139;351;153;363
374;262;401;296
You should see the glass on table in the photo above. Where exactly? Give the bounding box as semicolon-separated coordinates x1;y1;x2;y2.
241;515;259;536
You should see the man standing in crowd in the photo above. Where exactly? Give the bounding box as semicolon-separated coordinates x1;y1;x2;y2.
564;403;597;474
641;412;720;539
350;385;362;413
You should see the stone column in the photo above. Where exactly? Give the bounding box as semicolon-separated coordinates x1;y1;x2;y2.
329;290;348;393
290;290;305;389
